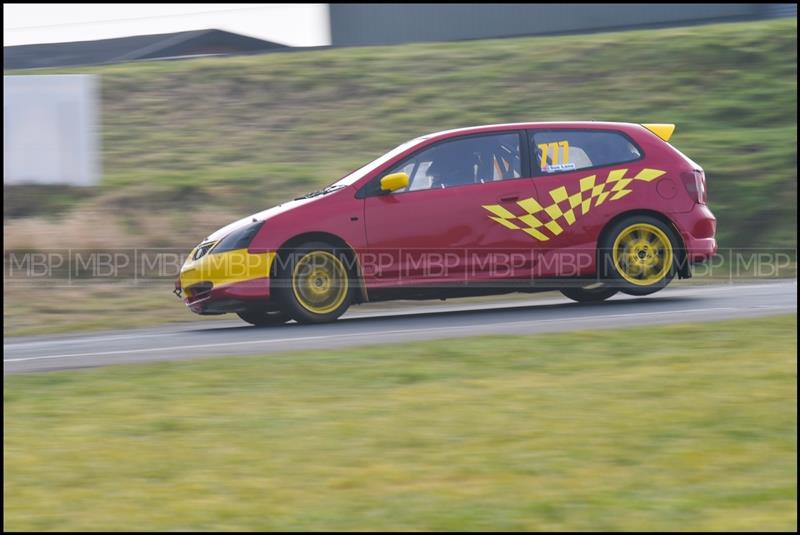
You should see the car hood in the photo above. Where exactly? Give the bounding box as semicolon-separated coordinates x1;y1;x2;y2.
202;191;334;243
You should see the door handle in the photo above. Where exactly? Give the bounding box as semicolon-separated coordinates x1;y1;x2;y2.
499;194;520;203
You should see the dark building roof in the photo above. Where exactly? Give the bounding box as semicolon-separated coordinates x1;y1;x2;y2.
4;29;289;70
329;3;786;47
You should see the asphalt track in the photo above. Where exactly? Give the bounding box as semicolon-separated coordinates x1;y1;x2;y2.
4;281;796;374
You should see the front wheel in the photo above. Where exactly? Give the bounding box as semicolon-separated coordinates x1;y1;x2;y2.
560;286;618;303
236;309;290;327
273;242;353;324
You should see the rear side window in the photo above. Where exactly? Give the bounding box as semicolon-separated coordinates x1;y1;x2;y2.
531;130;642;175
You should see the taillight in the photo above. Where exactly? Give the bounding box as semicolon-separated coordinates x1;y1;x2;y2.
681;169;707;204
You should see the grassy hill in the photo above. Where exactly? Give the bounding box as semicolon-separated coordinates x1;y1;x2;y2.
4;18;797;249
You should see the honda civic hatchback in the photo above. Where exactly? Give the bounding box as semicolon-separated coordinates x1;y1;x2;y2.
176;122;717;325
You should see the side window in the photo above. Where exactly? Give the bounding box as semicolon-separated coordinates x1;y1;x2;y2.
385;132;521;193
531;130;641;175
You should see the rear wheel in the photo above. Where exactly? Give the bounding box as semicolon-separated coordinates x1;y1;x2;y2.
236;309;290;327
600;216;680;296
560;286;618;303
273;242;353;324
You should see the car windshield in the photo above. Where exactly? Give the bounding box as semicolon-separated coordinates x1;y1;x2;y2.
327;137;426;188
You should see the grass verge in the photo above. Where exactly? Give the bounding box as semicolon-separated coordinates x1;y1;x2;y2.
3;282;219;337
4;315;797;531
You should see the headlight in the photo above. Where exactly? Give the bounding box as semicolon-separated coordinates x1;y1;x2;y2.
212;220;264;254
192;241;216;261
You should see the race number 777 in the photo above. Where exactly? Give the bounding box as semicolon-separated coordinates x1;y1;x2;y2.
538;141;569;168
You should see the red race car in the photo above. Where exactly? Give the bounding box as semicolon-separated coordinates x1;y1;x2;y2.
177;122;717;325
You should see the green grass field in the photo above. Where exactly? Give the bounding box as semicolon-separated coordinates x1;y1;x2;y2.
4;315;796;531
3;18;797;250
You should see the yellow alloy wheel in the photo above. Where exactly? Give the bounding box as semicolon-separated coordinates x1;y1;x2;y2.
612;223;674;286
291;251;349;315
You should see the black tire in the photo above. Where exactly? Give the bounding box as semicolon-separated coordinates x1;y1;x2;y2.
560;286;618;303
236;309;290;327
599;215;681;296
272;241;353;324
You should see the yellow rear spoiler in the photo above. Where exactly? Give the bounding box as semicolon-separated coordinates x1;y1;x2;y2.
642;123;676;142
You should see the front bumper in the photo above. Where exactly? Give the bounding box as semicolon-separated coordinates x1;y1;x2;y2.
177;248;276;315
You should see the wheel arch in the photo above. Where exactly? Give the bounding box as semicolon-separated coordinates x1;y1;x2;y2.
273;231;369;303
597;209;691;279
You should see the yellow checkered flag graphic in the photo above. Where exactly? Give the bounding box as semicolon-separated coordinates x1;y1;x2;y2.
482;168;665;241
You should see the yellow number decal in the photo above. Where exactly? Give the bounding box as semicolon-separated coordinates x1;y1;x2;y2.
559;140;569;165
538;140;569;169
537;143;549;168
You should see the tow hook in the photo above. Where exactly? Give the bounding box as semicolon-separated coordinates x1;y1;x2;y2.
173;279;182;299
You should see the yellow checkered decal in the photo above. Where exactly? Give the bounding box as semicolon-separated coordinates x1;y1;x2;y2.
482;168;665;241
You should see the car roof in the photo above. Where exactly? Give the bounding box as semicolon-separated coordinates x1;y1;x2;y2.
424;121;642;141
